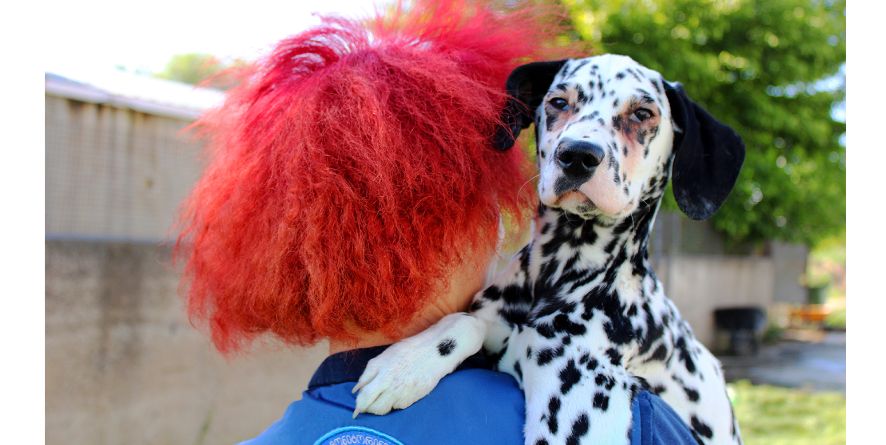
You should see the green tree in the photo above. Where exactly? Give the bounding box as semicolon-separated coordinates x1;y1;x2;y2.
563;0;845;247
156;53;245;90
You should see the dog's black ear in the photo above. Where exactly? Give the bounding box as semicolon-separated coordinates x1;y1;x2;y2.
492;60;568;150
665;82;745;220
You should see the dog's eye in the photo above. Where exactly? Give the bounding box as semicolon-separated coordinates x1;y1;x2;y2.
631;108;653;123
549;97;570;111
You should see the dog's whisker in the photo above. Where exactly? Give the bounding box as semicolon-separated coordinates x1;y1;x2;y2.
518;174;540;195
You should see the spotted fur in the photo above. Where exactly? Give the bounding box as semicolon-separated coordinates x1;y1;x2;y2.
354;55;744;445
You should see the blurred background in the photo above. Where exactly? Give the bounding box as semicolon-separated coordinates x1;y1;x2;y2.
44;0;845;444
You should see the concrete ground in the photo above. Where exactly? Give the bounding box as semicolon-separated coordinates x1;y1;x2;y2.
719;330;846;393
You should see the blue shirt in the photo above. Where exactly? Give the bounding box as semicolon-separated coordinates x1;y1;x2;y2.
243;346;697;445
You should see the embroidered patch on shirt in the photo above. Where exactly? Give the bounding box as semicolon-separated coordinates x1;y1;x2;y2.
314;426;405;445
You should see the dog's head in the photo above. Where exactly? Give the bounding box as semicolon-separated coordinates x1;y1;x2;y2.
494;54;745;221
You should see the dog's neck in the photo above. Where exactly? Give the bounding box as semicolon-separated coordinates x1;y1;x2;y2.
532;185;667;306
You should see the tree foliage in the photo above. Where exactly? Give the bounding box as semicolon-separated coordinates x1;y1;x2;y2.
156;53;244;90
563;0;845;246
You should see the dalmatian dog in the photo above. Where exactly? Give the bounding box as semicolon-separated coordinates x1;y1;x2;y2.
352;54;745;445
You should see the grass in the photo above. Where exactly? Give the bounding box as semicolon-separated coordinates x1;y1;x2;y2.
729;380;845;445
825;306;846;330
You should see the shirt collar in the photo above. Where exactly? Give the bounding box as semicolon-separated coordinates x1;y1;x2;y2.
308;345;390;390
307;345;494;390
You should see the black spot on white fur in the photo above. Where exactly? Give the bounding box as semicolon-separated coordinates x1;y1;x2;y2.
436;338;456;356
559;359;582;394
566;414;590;445
691;415;714;439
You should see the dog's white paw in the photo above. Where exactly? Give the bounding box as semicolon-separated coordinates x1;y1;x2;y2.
351;313;486;417
352;341;447;416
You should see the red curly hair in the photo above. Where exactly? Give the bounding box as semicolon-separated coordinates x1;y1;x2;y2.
176;0;565;353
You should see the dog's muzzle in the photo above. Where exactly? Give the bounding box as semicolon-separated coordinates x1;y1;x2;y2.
555;138;605;181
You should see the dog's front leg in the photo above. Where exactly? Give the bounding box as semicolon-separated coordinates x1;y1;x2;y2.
352;311;487;416
353;248;532;416
517;337;644;445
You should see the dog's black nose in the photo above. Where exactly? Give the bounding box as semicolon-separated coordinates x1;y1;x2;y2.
555;139;605;178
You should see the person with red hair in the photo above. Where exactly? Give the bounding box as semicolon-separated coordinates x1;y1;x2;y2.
177;0;544;355
176;1;547;443
176;1;699;444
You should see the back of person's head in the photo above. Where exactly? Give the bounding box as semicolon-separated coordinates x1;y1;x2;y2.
176;0;568;353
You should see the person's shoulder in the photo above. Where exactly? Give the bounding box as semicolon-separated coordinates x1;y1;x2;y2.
631;391;700;445
380;368;526;442
243;373;699;445
242;368;524;445
430;367;524;404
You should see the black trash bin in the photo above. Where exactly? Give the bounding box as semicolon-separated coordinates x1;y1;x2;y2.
714;307;767;356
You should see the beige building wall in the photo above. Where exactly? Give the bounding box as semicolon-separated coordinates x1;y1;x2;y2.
46;94;204;241
46;240;327;445
654;255;776;347
45;90;330;444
